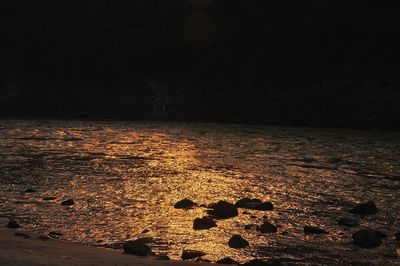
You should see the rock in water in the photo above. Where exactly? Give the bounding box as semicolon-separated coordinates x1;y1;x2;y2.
208;201;238;219
43;196;57;201
235;198;273;211
61;199;75;206
350;201;378;215
193;217;217;230
338;217;359;227
304;226;327;235
7;219;20;229
123;239;152;256
216;257;239;264
181;250;206;260
235;198;262;208
24;188;36;193
242;259;283;266
174;198;197;209
255;202;274;211
259;221;277;233
228;235;249;248
352;229;384;248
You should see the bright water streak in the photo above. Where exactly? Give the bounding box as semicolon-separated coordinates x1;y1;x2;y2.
0;120;399;265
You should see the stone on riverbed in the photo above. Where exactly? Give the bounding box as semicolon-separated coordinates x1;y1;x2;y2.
43;196;57;201
338;217;359;227
174;198;197;209
61;199;75;206
228;234;249;248
235;198;273;211
350;201;378;215
242;258;283;266
352;229;384;248
208;201;238;219
216;257;239;264
259;221;277;233
304;226;327;235
193;217;217;230
123;239;152;256
181;250;206;260
7;219;20;229
24;188;37;193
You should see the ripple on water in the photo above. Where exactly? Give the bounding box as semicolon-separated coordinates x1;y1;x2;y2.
0;120;399;265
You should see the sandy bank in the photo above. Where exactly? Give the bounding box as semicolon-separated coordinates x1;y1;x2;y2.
0;229;211;266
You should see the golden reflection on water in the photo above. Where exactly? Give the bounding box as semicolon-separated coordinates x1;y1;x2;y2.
0;121;399;264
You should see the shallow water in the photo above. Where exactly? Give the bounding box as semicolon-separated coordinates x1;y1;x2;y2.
0;120;399;265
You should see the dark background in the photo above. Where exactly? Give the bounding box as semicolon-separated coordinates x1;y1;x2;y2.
1;0;400;130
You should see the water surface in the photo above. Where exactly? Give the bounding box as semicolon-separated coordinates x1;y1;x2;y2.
0;120;399;265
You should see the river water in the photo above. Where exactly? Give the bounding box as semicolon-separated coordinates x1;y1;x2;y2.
0;120;399;265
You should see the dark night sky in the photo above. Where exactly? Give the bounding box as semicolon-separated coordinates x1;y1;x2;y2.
1;1;400;130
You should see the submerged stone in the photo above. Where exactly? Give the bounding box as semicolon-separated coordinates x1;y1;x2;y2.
235;198;273;210
7;219;20;229
174;198;197;209
350;201;378;215
259;221;277;233
43;196;57;201
123;239;152;256
228;234;249;248
193;217;217;230
338;217;359;227
304;226;327;235
352;229;384;248
181;250;206;260
24;188;36;193
216;257;239;264
61;199;75;206
208;201;238;219
242;259;283;266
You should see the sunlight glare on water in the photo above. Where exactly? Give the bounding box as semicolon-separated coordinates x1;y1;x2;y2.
0;120;399;265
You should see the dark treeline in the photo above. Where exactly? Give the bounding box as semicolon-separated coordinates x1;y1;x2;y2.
1;0;400;130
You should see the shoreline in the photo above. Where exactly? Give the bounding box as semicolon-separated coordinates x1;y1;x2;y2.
0;228;211;266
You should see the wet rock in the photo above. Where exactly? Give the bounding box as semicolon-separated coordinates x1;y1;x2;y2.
338;217;359;227
196;257;211;263
24;188;36;193
259;221;277;233
7;219;20;229
123;239;152;256
48;231;64;238
228;234;249;248
155;254;170;260
350;201;378;215
304;226;327;235
235;198;262;208
37;235;50;241
235;198;273;211
61;199;75;206
14;232;30;239
255;202;274;211
244;224;259;230
181;250;206;260
43;196;57;201
174;198;197;209
208;201;238;219
352;229;384;248
216;257;239;264
395;232;400;241
241;259;282;266
193;217;217;230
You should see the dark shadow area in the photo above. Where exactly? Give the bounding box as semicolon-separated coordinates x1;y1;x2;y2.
1;0;400;130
